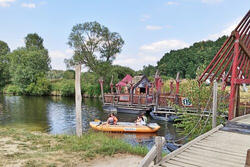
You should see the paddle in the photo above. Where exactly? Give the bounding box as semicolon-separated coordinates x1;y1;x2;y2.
94;119;103;127
145;124;155;129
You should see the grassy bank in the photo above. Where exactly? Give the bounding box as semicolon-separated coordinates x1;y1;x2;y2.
0;127;148;166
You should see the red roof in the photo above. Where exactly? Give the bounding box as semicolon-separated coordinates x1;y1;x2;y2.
116;74;133;86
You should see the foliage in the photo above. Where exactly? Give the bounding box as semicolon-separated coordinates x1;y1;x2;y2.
25;75;51;96
174;80;227;140
4;85;22;95
65;21;124;77
8;33;51;92
82;83;101;97
47;70;64;80
50;79;75;96
157;36;228;78
63;69;75;79
142;64;156;78
0;40;11;90
24;33;45;50
59;79;75;96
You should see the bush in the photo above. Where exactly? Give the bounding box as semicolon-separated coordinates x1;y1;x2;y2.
26;76;51;96
60;80;75;96
4;85;22;95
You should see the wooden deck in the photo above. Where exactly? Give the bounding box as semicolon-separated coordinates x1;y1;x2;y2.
155;114;250;167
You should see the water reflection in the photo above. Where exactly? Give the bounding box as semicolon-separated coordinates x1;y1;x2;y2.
0;94;182;151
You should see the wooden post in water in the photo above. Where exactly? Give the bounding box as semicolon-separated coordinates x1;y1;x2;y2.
75;64;82;137
212;81;218;129
245;149;250;167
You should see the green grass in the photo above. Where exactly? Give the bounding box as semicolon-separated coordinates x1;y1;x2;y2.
0;127;148;161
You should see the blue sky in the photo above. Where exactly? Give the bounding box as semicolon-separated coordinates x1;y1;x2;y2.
0;0;249;71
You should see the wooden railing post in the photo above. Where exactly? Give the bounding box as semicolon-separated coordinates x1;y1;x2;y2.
245;149;250;167
138;136;165;167
212;81;218;128
154;136;163;164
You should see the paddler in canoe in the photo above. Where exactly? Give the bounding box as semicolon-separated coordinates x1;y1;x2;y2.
90;113;160;133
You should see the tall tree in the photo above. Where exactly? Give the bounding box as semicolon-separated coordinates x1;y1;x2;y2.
25;33;44;50
65;21;124;75
0;40;11;90
9;34;51;90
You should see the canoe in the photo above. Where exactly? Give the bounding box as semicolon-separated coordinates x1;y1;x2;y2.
89;121;160;133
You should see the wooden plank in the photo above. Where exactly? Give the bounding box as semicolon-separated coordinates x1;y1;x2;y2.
194;142;247;156
171;155;227;167
208;131;250;140
204;133;250;143
231;114;250;122
155;163;180;167
195;141;250;154
201;136;250;146
139;145;157;167
165;159;197;167
154;136;163;164
183;147;245;164
246;149;250;167
159;124;223;163
174;154;240;167
192;144;246;158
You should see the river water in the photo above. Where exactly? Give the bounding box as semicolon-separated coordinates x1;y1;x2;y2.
0;94;182;151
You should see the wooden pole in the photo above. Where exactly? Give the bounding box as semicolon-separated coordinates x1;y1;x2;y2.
75;64;82;137
245;149;250;167
154;136;163;164
212;81;218;129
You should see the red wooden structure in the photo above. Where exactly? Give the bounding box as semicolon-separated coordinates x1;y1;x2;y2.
198;10;250;120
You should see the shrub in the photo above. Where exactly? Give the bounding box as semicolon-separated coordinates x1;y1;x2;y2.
60;80;75;96
4;85;22;95
26;76;51;96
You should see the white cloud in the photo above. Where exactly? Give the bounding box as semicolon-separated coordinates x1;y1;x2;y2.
0;0;15;7
145;25;162;30
166;1;179;5
50;50;72;59
114;58;140;65
39;1;47;5
201;0;224;4
140;39;189;52
49;50;73;70
206;19;239;40
22;3;36;8
140;14;151;21
65;49;74;54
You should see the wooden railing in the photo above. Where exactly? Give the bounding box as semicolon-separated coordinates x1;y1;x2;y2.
246;149;250;167
138;136;165;167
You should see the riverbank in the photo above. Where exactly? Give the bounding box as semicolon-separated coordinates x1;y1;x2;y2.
0;127;150;167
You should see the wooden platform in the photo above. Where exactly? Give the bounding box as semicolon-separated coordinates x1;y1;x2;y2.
155;114;250;167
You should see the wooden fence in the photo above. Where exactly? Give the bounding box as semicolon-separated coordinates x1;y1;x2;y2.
138;136;165;167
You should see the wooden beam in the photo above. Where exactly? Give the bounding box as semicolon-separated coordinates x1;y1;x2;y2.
232;30;250;59
239;40;250;59
235;79;250;84
75;64;82;137
245;149;250;167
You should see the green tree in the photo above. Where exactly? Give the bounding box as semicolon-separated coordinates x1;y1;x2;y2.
157;36;228;78
24;33;44;50
9;34;51;92
65;21;124;76
0;40;11;90
64;69;75;79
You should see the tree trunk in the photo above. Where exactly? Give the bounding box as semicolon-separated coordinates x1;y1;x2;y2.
75;65;82;137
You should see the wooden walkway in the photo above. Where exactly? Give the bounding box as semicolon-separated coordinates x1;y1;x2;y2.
155;114;250;167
